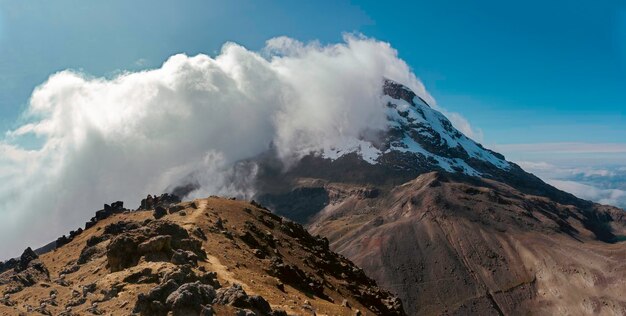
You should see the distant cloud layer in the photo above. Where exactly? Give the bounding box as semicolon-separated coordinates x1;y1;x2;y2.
0;35;434;259
496;143;626;154
547;179;626;208
496;142;626;209
514;160;626;209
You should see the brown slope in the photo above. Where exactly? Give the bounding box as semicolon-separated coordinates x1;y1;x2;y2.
296;172;626;315
0;197;405;316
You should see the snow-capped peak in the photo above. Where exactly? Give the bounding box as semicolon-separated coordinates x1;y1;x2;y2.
321;79;510;177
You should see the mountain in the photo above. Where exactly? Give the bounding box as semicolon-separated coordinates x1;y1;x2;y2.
0;196;405;315
4;78;624;316
251;80;626;315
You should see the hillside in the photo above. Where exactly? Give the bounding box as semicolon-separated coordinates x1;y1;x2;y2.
246;80;626;315
0;196;404;316
304;172;626;315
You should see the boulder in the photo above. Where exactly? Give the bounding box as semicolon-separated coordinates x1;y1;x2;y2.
16;247;38;272
134;279;180;316
171;249;199;266
106;235;140;272
161;265;220;289
215;284;271;315
77;245;103;265
139;193;181;211
138;235;172;254
165;281;216;316
154;206;167;219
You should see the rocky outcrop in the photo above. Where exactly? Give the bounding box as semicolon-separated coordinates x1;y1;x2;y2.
86;201;128;229
133;267;285;316
215;284;271;315
0;248;50;295
106;220;205;272
15;247;38;272
165;281;216;316
138;193;181;211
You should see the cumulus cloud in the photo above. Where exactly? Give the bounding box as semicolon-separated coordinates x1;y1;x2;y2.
0;34;434;258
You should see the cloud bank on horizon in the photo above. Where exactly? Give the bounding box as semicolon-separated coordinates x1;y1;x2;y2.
1;35;467;259
499;143;626;209
515;161;626;209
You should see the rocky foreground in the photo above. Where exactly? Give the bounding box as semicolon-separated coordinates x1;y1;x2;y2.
0;196;404;315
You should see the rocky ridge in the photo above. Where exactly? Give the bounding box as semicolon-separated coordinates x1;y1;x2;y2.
0;196;405;315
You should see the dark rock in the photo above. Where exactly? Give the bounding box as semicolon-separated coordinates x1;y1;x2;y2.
165;281;216;316
106;235;140;272
95;201;125;221
3;285;22;294
200;305;214;316
0;258;18;274
134;279;180;316
85;220;97;230
98;282;125;302
253;249;266;259
138;193;181;211
161;265;221;289
235;309;256;316
0;294;16;306
169;205;186;214
86;302;104;315
267;257;325;297
16;247;38;272
77;245;103;265
103;221;141;235
124;269;159;285
82;283;97;297
56;235;70;248
193;227;207;241
215;218;224;230
154;206;167;219
60;263;80;275
239;231;261;249
66;297;86;307
0;254;50;294
105;220;206;272
215;284;249;306
215;284;271;315
86;234;110;247
171;249;199;266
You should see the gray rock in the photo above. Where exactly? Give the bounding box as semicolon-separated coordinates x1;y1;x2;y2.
165;281;216;316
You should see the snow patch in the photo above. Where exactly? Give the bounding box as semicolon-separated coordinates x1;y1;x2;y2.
321;138;382;164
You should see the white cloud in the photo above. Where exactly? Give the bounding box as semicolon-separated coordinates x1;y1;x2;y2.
134;58;148;67
444;111;484;143
547;179;626;208
512;160;626;208
496;142;626;154
0;35;431;259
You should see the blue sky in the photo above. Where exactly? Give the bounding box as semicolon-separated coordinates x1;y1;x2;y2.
0;0;624;145
0;0;624;204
